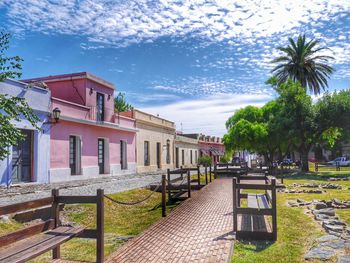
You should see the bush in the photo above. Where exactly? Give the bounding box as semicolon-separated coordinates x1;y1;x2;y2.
219;155;231;163
198;156;212;166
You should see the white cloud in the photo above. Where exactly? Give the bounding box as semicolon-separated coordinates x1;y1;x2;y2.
2;0;350;77
140;93;273;136
3;0;350;47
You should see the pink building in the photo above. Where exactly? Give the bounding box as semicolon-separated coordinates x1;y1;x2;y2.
181;134;225;163
24;72;137;183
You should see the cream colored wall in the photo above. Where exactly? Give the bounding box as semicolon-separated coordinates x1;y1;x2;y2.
175;142;199;168
136;122;175;173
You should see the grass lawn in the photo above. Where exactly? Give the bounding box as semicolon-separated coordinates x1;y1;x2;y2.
0;188;180;263
231;173;350;263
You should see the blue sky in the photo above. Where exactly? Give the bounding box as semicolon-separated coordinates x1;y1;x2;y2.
1;0;350;136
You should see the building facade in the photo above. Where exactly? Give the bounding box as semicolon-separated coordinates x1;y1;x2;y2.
181;133;225;163
174;133;199;168
24;72;137;183
0;79;51;186
121;109;176;173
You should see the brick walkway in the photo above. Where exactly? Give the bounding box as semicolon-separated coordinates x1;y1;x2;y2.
106;178;234;263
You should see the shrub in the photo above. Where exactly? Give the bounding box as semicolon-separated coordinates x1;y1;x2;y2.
198;156;212;166
220;155;231;163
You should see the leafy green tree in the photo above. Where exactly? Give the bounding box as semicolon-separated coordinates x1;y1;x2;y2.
224;103;287;166
114;92;133;112
224;80;350;172
271;35;334;95
0;31;40;160
0;31;22;81
0;95;40;160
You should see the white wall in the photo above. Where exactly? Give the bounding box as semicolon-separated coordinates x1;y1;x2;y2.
0;79;51;186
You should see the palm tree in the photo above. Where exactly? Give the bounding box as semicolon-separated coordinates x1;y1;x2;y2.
271;35;334;95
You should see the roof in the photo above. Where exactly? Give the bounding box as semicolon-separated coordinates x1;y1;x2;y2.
22;72;115;90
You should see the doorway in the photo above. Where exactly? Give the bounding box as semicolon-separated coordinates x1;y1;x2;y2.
120;140;128;170
175;147;179;168
156;142;161;169
96;93;105;122
12;130;33;183
98;139;105;174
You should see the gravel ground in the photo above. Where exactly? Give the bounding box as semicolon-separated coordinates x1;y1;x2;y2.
0;169;204;206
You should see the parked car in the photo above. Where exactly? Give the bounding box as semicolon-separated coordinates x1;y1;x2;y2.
328;157;350;167
308;158;317;163
232;157;241;166
279;159;294;166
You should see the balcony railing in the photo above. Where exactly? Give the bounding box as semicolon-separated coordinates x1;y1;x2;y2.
51;97;135;128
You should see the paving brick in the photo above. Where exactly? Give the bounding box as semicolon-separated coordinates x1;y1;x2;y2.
106;178;234;263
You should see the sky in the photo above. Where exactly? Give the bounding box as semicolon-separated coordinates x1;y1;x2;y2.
1;0;350;136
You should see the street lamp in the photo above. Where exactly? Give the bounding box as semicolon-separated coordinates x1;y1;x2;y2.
52;107;61;122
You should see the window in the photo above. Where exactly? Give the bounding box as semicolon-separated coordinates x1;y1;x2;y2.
70;135;81;175
144;141;150;166
195;150;197;163
120;140;128;170
190;150;193;164
96;93;105;122
182;149;185;165
166;140;171;164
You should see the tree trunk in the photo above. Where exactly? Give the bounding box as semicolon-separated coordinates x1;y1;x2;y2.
300;149;309;172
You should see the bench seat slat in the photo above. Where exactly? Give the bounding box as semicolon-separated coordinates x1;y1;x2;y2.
0;226;84;263
247;194;259;208
0;219;54;247
257;195;270;209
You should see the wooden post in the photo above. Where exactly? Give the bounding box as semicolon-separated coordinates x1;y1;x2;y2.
197;165;201;187
232;178;237;232
52;189;60;259
271;178;277;241
214;162;217;179
167;169;172;202
187;171;191;198
315;162;319;172
96;189;104;263
209;165;212;182
205;165;208;185
162;174;166;217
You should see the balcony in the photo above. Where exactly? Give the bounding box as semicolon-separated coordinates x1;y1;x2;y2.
51;97;136;130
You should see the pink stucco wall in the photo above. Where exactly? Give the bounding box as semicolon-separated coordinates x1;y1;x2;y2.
51;120;136;169
199;141;225;152
45;78;87;105
52;98;91;120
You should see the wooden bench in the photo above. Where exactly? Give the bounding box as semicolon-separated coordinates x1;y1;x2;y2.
0;189;104;263
214;162;248;178
232;176;277;241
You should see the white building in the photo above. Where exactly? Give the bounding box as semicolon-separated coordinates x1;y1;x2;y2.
0;79;51;186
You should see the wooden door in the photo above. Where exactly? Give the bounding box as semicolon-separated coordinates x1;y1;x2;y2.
120;140;128;170
98;139;105;174
156;142;161;169
12;130;33;183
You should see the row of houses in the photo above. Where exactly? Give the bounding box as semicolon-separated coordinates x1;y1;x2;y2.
0;72;225;187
